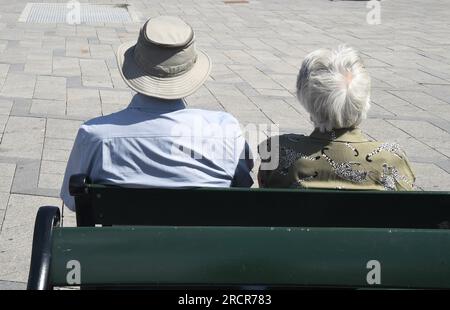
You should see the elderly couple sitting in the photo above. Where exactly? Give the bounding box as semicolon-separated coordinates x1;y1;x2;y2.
61;16;415;210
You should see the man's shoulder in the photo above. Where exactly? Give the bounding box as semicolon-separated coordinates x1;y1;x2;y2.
184;108;239;124
78;108;241;141
265;133;310;146
181;108;242;137
78;111;126;141
83;110;124;127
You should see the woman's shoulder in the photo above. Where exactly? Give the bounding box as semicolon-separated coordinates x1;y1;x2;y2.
261;133;319;148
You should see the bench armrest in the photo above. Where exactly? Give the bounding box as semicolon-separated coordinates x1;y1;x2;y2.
27;206;61;290
69;174;90;197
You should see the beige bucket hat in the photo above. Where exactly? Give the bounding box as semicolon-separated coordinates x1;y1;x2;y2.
117;16;211;100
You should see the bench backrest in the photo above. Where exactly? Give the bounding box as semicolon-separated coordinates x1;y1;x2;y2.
69;174;450;228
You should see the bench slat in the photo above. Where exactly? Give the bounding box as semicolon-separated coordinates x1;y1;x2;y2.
50;226;450;288
76;186;450;228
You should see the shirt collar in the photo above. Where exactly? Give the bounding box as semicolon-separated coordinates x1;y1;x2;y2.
128;94;187;112
309;127;370;143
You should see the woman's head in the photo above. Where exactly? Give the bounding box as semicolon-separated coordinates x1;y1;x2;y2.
296;45;371;132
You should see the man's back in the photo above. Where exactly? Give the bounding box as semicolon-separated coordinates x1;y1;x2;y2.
60;95;253;210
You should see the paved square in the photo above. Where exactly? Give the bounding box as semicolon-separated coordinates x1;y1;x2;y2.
0;0;449;287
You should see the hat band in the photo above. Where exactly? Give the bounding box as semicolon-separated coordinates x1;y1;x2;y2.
134;52;198;78
133;35;198;78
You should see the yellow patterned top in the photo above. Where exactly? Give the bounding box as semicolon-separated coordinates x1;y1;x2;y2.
258;128;416;191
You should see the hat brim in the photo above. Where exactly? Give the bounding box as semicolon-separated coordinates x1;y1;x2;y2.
116;41;211;100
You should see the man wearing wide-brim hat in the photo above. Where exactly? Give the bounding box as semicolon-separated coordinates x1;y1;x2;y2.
61;16;254;210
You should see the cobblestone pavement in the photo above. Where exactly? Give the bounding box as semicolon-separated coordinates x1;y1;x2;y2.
0;0;449;287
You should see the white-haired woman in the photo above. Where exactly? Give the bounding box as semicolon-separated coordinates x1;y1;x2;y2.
258;46;415;190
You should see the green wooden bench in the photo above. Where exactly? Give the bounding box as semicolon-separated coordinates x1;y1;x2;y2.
27;174;450;289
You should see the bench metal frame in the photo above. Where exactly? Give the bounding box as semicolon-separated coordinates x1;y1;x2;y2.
27;206;60;290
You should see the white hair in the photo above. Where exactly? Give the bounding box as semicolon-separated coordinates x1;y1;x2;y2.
296;45;371;132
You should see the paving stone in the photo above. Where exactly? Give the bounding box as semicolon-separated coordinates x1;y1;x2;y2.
371;89;424;116
46;118;83;140
184;86;224;111
8;63;24;73
0;73;36;99
66;88;101;118
66;76;82;88
0;228;37;282
0;64;9;84
53;56;80;77
99;89;133;113
80;59;109;77
76;26;97;38
223;50;259;65
0;192;9;210
38;173;63;190
61;205;77;228
66;38;90;58
249;96;304;128
392;68;449;85
391;120;450;140
1;194;61;232
82;75;113;88
388;90;450;113
99;89;133;105
44;138;76;151
0;280;26;290
412;162;450;191
230;109;272;126
10;98;31;115
52;48;66;57
389;119;450;158
215;94;258;113
24;59;52;75
34;76;66;101
0;115;8;133
0;117;45;159
205;81;245;97
97;30;120;43
0;42;6;54
9;160;41;195
256;88;293;97
40;160;67;176
0;163;15;193
0;208;4;231
43;36;65;50
0;99;13;116
228;65;284;90
89;44;115;59
30;99;66;116
0;47;28;64
42;148;71;162
423;84;450;104
369;68;419;90
266;73;297;92
360;119;448;162
0;194;61;282
109;68;129;89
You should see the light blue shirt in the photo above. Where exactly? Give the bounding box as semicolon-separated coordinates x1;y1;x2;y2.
60;94;254;210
